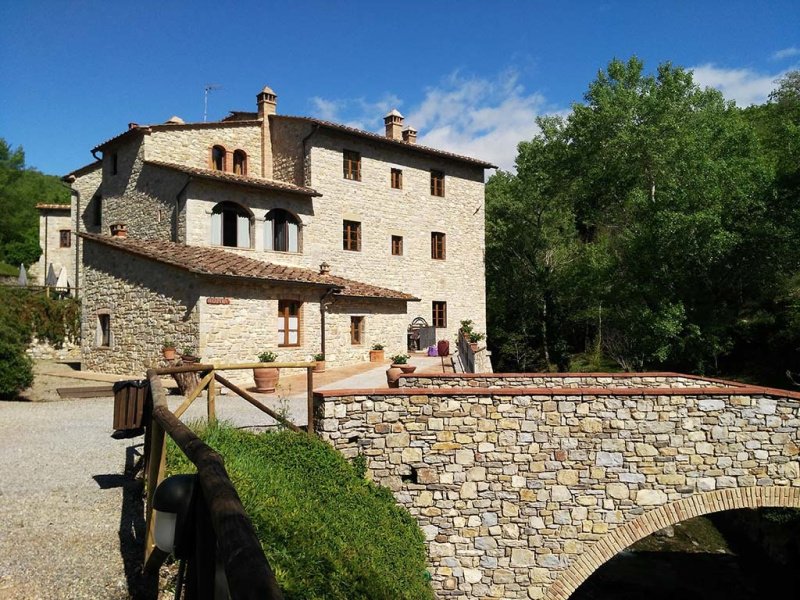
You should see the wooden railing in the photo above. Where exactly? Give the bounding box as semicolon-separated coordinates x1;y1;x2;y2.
141;361;316;599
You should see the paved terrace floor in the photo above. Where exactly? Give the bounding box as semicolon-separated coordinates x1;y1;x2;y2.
0;354;443;598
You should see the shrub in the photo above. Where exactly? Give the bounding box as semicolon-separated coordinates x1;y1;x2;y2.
167;424;433;600
371;343;385;351
0;326;33;397
258;350;278;362
390;354;410;364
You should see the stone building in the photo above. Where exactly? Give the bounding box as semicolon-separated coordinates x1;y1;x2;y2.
62;85;495;374
31;204;75;289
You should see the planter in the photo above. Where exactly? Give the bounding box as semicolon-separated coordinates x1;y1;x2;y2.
162;347;176;361
470;343;479;352
313;360;326;373
180;355;200;364
369;349;385;362
386;365;403;388
399;364;416;374
253;367;280;392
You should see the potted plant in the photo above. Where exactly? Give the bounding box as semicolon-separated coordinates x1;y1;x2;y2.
180;346;200;363
370;343;385;362
313;352;326;373
468;331;486;351
253;351;279;392
390;353;416;374
162;339;177;361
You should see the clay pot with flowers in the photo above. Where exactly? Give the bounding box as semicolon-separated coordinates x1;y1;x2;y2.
313;353;326;373
253;351;279;392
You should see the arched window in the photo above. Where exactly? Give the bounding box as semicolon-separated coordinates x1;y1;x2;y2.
265;209;300;253
211;145;226;171
233;150;247;175
211;201;252;248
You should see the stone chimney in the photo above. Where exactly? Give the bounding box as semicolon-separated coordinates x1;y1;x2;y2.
384;109;404;140
402;126;417;144
257;85;278;118
257;85;277;179
319;261;330;276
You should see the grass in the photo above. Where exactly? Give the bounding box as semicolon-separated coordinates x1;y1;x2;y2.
166;423;434;600
0;262;21;277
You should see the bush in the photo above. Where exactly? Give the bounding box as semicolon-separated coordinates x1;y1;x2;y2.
167;424;433;600
0;326;33;397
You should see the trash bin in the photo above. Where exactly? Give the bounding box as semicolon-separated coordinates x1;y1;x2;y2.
113;380;149;431
437;340;450;357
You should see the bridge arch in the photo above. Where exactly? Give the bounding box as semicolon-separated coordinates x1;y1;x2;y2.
545;486;800;600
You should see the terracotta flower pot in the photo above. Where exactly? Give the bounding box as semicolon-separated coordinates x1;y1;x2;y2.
162;347;176;361
399;364;416;374
386;365;402;388
253;367;280;392
370;349;385;362
313;360;326;373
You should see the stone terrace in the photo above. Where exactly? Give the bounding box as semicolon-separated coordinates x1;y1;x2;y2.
313;374;800;600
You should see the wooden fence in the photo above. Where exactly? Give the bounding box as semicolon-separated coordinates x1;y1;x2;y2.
141;361;316;599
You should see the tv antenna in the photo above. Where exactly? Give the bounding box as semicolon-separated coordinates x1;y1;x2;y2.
203;84;222;122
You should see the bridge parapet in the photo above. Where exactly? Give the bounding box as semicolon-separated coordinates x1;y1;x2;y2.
314;380;800;599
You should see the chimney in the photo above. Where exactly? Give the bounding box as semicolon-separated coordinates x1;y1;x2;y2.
257;85;278;118
110;223;128;238
384;109;404;140
319;261;330;276
402;126;417;144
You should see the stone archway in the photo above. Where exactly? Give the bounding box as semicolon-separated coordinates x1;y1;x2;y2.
544;486;800;600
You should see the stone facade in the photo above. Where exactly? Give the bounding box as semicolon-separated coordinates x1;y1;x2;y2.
81;238;410;375
68;85;492;373
314;377;800;599
33;206;74;288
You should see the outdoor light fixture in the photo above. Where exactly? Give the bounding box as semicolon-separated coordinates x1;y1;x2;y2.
153;474;196;558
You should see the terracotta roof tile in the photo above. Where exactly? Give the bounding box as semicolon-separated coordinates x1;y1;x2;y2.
144;160;320;196
274;115;498;169
78;233;418;301
36;203;71;211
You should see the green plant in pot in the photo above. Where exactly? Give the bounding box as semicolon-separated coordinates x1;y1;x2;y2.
370;343;385;362
162;339;177;361
180;346;199;363
313;352;326;373
390;353;416;374
253;351;279;393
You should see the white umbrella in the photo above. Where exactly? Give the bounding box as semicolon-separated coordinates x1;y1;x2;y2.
17;264;27;286
46;264;58;286
55;267;68;290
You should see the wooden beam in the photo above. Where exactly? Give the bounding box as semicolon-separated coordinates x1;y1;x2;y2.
173;370;214;419
306;367;314;434
207;376;216;424
213;373;302;433
57;385;114;398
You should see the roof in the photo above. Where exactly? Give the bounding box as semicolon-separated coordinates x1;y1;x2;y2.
144;160;321;197
78;233;418;301
91;120;262;153
36;203;71;211
62;160;102;181
273;115;498;169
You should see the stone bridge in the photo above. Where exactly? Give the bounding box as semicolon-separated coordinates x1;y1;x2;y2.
313;372;800;599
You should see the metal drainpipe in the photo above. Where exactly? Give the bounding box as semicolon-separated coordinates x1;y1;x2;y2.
319;287;336;358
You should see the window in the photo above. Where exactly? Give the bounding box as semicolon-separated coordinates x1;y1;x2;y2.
211;201;252;248
97;313;111;347
211;145;227;171
59;230;71;248
432;301;447;328
110;153;118;175
431;170;445;197
391;235;403;256
278;300;301;346
265;209;300;252
391;168;403;189
343;150;361;181
90;194;103;228
431;231;446;260
233;150;247;175
343;220;361;251
350;316;364;345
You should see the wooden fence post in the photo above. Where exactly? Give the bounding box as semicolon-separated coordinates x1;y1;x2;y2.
306;366;314;434
207;373;216;424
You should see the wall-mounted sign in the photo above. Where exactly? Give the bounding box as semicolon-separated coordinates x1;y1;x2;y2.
206;297;231;305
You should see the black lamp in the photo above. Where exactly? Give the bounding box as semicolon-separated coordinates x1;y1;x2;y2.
153;474;196;558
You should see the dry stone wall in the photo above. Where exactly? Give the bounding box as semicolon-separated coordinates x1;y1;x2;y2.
399;373;743;389
315;383;800;599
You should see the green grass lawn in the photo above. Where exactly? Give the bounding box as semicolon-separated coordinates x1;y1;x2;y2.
167;423;434;600
0;262;21;277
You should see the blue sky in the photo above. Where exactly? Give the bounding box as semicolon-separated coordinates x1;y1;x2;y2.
1;1;798;175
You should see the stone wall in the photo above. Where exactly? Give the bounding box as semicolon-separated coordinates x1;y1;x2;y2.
146;122;263;177
270;117;312;185
26;337;80;362
398;372;744;390
314;383;800;599
33;208;73;288
81;240;200;374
